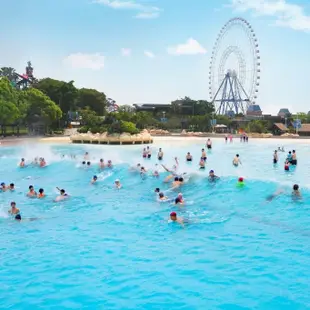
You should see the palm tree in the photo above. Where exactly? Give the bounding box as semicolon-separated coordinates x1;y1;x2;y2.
0;67;16;81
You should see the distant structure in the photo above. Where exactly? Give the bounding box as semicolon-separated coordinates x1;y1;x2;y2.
133;103;171;112
246;104;262;117
277;108;291;118
209;17;261;115
11;61;36;89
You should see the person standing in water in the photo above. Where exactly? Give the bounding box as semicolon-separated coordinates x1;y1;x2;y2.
273;150;278;164
291;150;297;165
199;157;206;170
206;139;212;150
186;152;192;162
157;148;164;161
201;149;207;161
233;154;241;166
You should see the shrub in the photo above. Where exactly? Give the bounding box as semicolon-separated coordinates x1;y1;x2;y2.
120;121;139;135
77;126;89;133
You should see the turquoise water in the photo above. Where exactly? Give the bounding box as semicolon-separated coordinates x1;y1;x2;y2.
0;138;309;309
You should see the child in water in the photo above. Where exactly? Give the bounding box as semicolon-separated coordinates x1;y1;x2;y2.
237;177;245;187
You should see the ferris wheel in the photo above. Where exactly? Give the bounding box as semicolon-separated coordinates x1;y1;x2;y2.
209;17;261;115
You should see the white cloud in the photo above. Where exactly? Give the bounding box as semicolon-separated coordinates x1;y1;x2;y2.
121;48;131;56
231;0;310;31
63;53;105;70
94;0;161;19
144;50;155;58
167;38;207;56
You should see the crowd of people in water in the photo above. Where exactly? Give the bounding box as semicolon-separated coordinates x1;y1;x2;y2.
2;136;301;226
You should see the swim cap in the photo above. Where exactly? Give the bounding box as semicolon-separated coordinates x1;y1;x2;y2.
1;182;4;186
94;175;97;179
170;212;177;217
115;179;120;182
238;177;244;182
209;170;214;173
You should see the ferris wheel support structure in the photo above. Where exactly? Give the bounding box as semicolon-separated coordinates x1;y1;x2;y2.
209;17;261;115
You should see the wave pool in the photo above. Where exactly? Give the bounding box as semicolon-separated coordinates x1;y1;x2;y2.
0;137;309;309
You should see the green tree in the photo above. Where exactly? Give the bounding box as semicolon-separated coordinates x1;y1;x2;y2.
0;77;17;102
246;120;268;133
0;100;20;125
24;88;62;126
76;88;106;115
34;78;78;114
79;108;102;126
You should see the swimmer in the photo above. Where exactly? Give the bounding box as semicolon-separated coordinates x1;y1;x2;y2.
0;182;7;191
284;160;290;171
154;188;160;193
84;152;89;160
115;179;121;189
99;159;105;169
186;152;192;162
91;175;98;184
199;157;205;170
169;211;184;227
291;150;297;165
208;170;219;182
147;146;152;159
292;184;301;198
273;150;278;164
55;187;68;201
8;201;21;220
201;149;207;161
286;151;292;163
162;157;179;182
82;161;86;166
175;193;184;205
19;158;25;167
37;188;45;198
237;177;245;187
87;161;91;167
206;138;212;149
39;158;46;167
233;154;241;166
9;183;15;191
153;169;159;178
158;192;168;201
225;135;228;143
278;146;285;152
142;148;147;159
172;177;180;188
27;185;37;197
107;160;113;168
158;148;163;161
32;157;39;165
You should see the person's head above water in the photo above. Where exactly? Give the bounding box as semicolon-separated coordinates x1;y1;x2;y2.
179;177;184;182
87;161;91;165
82;161;86;165
155;188;160;193
174;177;179;181
236;154;239;157
170;211;177;221
100;158;104;162
21;158;25;161
11;201;16;207
238;177;244;182
209;170;214;176
293;184;299;191
159;192;164;198
39;188;44;193
29;185;34;190
115;179;120;184
60;189;66;195
93;175;98;180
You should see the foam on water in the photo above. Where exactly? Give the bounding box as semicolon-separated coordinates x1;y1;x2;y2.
0;139;309;309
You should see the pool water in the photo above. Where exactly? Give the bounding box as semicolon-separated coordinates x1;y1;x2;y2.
0;138;309;309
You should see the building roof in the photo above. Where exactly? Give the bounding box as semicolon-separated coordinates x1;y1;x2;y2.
247;104;262;112
274;123;288;131
278;108;290;113
299;124;310;132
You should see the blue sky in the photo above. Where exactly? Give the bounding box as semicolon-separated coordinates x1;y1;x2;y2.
1;0;310;114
